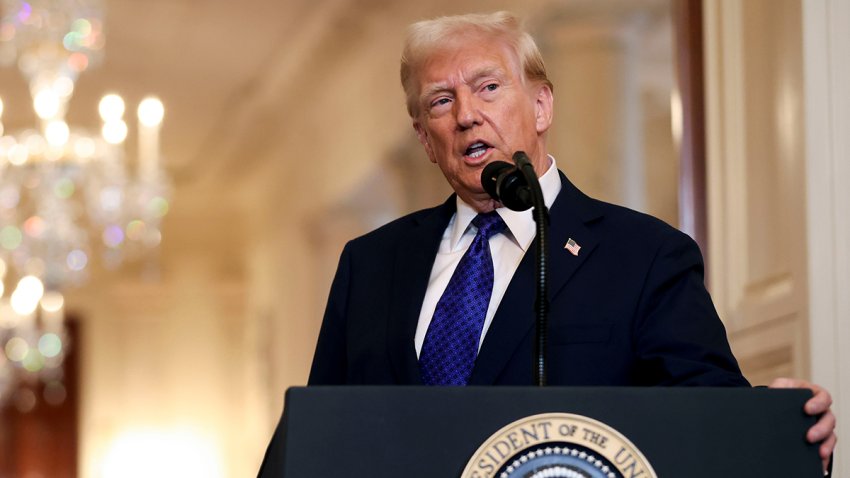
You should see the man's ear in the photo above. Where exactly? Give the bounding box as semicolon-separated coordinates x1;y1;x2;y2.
534;84;554;134
414;121;437;164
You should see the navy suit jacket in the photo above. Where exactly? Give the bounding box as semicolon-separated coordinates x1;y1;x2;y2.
308;172;749;387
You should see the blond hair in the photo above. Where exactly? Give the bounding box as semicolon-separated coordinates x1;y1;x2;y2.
400;11;552;118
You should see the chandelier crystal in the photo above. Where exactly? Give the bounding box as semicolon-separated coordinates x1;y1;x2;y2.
0;0;170;406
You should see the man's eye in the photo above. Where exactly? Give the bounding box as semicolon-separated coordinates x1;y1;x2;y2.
431;97;451;108
484;83;499;92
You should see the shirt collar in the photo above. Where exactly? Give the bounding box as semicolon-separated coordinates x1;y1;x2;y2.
451;155;562;252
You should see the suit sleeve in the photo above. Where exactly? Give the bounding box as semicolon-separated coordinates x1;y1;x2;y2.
632;230;750;387
307;243;352;385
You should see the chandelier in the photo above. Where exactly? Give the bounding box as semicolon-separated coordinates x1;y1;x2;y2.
0;0;170;406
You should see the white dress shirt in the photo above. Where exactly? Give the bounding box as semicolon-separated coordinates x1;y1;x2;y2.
414;157;563;357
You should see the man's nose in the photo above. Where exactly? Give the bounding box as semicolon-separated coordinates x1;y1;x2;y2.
454;92;482;129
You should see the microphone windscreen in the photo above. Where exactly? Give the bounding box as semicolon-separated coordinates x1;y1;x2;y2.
481;161;515;201
481;161;532;211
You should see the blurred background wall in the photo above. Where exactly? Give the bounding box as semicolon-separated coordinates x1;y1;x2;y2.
0;0;846;476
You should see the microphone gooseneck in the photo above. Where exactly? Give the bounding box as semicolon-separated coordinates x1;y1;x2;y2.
480;152;550;386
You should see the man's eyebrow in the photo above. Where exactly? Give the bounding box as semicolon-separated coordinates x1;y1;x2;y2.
466;65;507;83
421;83;451;101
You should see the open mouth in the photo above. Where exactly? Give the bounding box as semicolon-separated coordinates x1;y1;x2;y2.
464;141;492;160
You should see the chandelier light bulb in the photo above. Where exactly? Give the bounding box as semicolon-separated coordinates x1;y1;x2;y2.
45;120;71;147
41;291;65;313
34;89;61;119
10;290;38;316
137;97;164;127
99;94;125;122
102;120;128;144
11;275;45;315
17;275;45;301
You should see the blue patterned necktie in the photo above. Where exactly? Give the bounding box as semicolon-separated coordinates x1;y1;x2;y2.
419;211;507;385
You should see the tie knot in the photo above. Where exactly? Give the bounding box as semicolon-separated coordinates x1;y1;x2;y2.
472;211;506;239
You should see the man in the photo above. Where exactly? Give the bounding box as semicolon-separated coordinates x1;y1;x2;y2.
307;11;836;471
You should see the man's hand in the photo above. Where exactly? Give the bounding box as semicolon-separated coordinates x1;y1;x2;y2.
770;377;837;474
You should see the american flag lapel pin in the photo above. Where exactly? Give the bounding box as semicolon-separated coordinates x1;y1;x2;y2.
565;238;581;256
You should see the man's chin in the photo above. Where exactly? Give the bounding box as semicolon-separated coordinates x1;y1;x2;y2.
472;198;502;213
456;189;501;213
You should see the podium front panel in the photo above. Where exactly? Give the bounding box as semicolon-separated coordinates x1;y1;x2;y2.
259;387;820;477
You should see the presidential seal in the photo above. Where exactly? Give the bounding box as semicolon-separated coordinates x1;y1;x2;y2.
461;413;657;478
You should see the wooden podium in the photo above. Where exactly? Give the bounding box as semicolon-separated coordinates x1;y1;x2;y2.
258;387;821;477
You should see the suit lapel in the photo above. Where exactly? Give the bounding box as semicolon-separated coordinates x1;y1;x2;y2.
386;198;455;384
469;173;602;384
545;176;601;301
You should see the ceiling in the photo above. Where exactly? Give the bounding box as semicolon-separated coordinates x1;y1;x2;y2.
0;0;337;192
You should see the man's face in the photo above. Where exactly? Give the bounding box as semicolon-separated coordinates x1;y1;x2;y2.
412;33;553;211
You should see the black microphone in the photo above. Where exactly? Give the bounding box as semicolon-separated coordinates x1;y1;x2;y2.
481;161;533;211
482;152;551;387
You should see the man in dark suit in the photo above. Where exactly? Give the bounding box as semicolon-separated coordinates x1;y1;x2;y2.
307;11;836;470
309;174;749;387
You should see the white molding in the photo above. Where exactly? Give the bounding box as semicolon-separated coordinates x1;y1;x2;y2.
704;0;727;315
803;0;850;473
705;0;748;326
